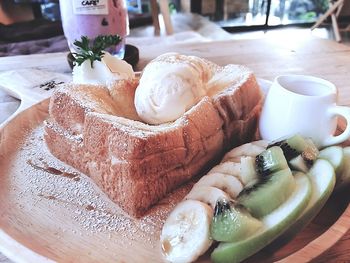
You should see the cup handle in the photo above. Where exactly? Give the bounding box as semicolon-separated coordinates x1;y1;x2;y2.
323;106;350;147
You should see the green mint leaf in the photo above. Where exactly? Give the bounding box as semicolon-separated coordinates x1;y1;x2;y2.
72;35;122;67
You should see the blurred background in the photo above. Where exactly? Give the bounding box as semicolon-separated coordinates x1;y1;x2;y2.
0;0;350;55
2;0;348;26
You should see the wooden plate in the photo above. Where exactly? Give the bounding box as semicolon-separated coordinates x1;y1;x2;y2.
0;100;349;263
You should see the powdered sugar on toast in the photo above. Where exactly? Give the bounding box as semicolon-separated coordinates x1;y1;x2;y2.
44;54;263;217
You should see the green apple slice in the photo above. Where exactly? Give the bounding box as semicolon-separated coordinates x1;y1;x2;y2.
318;146;344;175
211;173;312;263
289;155;310;173
274;159;335;244
336;147;350;189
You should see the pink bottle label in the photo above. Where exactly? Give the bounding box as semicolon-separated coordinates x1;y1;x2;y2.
73;0;109;15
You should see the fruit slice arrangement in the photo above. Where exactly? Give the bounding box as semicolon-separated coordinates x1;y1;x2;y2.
160;134;349;263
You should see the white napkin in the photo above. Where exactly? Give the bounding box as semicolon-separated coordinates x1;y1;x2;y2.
0;89;20;124
0;69;71;100
0;69;71;127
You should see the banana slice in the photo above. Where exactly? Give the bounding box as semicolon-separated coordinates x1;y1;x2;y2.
252;140;269;148
208;161;254;186
209;161;241;177
223;141;267;162
224;156;241;163
196;173;243;199
160;140;271;262
240;156;259;186
160;200;213;263
185;186;230;209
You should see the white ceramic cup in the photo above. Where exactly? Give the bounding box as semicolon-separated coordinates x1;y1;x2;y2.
259;75;350;147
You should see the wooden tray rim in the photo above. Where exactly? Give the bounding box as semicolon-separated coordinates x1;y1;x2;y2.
0;100;349;263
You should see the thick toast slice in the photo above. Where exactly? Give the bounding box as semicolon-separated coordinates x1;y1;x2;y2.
44;63;263;217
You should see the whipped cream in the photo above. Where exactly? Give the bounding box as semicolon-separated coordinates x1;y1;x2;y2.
72;51;134;85
134;53;212;125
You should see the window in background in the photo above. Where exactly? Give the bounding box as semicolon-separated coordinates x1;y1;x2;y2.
182;0;329;29
268;0;329;25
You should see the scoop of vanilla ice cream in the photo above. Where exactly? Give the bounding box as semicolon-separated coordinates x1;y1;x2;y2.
134;53;211;125
72;51;134;85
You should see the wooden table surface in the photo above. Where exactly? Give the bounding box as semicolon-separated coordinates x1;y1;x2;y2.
0;35;349;262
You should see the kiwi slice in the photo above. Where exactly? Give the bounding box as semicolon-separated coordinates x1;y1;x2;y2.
240;147;288;185
255;146;289;177
289;138;320;173
268;134;319;164
238;168;296;218
210;199;263;242
268;134;307;160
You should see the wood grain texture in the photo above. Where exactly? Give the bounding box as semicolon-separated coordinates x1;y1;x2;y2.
0;36;350;262
1;36;350;105
135;36;350;106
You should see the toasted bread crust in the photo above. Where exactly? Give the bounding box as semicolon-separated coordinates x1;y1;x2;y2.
44;63;263;217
